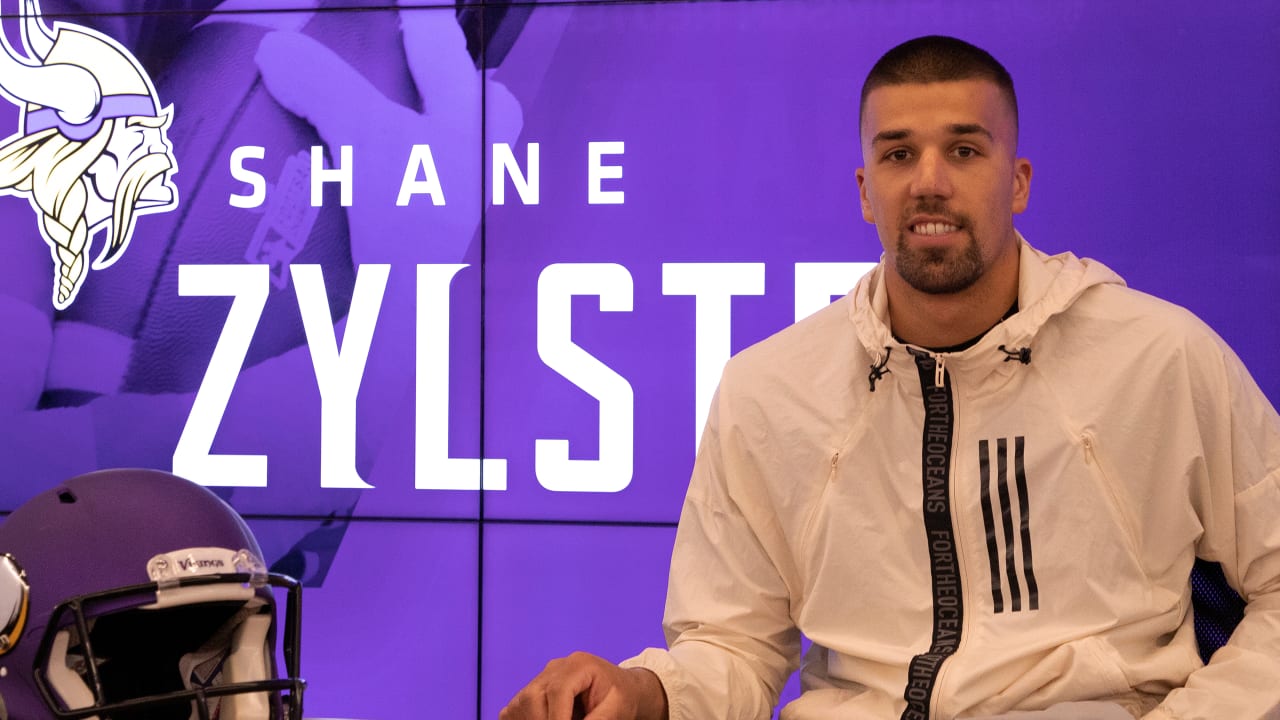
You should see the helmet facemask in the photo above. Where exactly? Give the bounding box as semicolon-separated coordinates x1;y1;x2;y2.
36;568;302;720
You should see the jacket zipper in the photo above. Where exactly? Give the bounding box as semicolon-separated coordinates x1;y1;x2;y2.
931;381;964;720
901;351;965;720
1081;431;1143;558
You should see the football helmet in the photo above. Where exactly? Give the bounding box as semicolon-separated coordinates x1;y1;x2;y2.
0;468;303;719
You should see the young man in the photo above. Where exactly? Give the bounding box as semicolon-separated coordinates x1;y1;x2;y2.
500;36;1280;720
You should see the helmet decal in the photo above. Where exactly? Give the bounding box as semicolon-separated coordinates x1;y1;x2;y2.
0;0;179;310
147;547;269;583
0;553;29;656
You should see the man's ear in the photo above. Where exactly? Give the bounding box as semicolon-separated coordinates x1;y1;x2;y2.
856;167;875;224
1011;158;1033;214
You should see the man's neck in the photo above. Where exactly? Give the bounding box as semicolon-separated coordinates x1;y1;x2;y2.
886;244;1021;349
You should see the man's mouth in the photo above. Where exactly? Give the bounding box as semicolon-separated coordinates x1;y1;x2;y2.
910;222;960;236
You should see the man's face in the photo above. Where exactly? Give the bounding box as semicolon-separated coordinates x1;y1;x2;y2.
856;79;1031;296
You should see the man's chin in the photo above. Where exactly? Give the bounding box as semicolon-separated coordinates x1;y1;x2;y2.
895;256;983;295
893;233;985;295
913;278;979;296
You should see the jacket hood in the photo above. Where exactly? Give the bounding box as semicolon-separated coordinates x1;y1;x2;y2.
849;234;1126;391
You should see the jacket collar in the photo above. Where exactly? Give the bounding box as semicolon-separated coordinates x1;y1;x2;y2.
849;233;1126;393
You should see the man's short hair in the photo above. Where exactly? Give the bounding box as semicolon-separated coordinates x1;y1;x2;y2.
859;35;1018;135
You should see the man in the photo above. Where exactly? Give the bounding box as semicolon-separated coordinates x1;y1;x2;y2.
501;36;1280;720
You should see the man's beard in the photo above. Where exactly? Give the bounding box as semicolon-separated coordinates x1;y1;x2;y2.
891;203;983;295
894;231;984;295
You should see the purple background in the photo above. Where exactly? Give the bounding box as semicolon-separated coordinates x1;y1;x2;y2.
0;1;1276;718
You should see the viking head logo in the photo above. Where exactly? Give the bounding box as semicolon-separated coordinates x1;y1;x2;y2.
0;0;178;310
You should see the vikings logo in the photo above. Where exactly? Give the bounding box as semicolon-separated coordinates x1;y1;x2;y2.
0;0;178;310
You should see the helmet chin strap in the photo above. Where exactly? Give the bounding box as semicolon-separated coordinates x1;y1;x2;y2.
44;631;97;715
177;601;273;720
221;613;273;720
178;605;242;720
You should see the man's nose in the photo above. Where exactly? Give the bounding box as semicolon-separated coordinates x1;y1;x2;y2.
910;149;952;198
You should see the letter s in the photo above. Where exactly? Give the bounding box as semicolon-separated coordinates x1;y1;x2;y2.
229;146;266;209
535;263;634;492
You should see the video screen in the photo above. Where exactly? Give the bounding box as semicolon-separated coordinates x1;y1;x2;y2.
0;0;1275;717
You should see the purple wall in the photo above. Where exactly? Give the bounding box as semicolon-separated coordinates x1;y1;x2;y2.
0;1;1276;717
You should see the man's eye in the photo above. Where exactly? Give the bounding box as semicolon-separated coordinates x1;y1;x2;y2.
886;149;910;162
953;146;978;158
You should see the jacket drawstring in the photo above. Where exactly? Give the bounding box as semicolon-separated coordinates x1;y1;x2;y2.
999;344;1032;364
868;347;892;391
871;345;1030;389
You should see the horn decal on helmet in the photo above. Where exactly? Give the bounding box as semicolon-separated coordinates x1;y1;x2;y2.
21;0;56;60
0;17;100;125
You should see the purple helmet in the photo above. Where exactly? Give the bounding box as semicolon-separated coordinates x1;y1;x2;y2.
0;469;303;719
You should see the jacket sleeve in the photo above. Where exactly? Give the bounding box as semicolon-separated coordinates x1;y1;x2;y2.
1146;333;1280;720
622;369;802;720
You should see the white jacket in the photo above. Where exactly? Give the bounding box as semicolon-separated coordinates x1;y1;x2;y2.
623;240;1280;720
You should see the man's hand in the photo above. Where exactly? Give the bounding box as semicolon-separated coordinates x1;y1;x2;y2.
500;652;670;720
